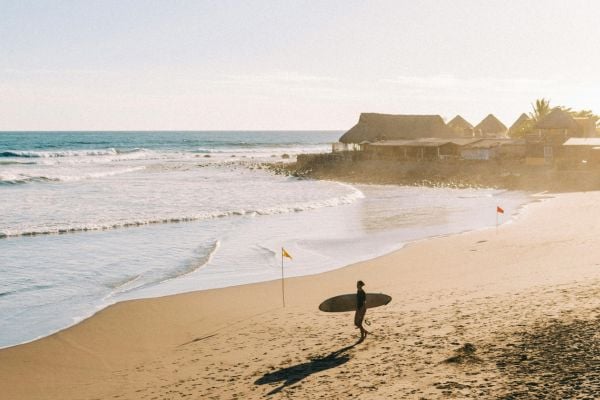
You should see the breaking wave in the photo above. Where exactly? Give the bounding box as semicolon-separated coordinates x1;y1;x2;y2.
105;240;221;297
0;148;145;158
194;144;329;154
0;185;364;238
0;161;37;165
0;166;146;185
0;176;59;185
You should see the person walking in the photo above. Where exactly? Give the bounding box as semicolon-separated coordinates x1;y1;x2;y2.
355;280;368;341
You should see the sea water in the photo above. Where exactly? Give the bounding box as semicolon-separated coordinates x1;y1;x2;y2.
0;131;530;348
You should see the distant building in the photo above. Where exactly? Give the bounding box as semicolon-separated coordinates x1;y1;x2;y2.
332;142;360;152
562;137;600;165
461;138;525;160
507;113;531;137
447;115;474;137
534;108;581;138
362;138;480;161
526;108;581;165
474;114;508;138
338;113;454;145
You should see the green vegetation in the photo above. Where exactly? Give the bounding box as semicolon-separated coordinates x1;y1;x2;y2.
530;98;552;122
509;98;599;138
561;108;600;126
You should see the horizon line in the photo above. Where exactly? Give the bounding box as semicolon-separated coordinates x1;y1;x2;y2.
0;129;345;133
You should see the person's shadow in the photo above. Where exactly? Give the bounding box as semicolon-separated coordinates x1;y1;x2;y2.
254;340;359;395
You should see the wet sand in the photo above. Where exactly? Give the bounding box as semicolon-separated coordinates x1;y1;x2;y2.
1;191;599;399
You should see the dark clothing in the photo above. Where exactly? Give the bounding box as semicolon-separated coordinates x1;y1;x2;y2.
355;288;366;327
356;288;366;309
354;306;366;327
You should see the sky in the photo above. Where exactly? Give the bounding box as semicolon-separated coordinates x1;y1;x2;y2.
1;0;600;130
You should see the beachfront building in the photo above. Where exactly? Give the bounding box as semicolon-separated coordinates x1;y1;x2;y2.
507;113;531;137
460;138;526;160
526;108;584;165
362;138;481;161
337;113;454;146
447;115;474;137
474;114;508;138
562;138;600;165
332;142;361;152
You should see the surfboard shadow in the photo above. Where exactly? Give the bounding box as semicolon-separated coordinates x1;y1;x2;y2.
254;341;358;396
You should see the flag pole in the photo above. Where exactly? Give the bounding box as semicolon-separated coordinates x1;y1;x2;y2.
496;207;498;233
281;248;285;308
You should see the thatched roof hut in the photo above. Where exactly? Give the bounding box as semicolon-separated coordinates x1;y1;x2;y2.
508;113;530;132
526;109;582;165
339;113;453;144
447;115;474;137
474;114;508;137
534;108;580;131
507;113;532;137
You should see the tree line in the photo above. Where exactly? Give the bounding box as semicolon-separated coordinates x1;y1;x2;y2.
509;98;599;138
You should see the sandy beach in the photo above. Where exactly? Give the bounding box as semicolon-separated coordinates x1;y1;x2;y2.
1;190;599;399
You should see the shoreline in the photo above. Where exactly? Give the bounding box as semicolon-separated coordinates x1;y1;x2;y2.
0;182;534;351
2;190;599;398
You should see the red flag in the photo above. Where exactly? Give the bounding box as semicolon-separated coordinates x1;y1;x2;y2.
496;206;504;214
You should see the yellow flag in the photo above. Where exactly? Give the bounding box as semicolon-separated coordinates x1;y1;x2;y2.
282;248;292;259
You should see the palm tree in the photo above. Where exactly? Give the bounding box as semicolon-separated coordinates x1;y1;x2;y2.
529;98;551;122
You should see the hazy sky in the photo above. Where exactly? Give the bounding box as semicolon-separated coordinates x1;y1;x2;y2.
2;0;600;130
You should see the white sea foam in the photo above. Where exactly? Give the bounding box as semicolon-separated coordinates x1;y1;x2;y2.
0;173;57;185
1;148;120;158
0;166;146;185
54;166;147;182
0;131;535;350
0;131;350;348
194;144;329;155
0;183;363;238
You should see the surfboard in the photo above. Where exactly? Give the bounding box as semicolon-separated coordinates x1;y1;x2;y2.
318;293;392;312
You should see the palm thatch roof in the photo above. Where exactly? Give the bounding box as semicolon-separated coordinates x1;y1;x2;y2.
508;113;530;132
448;115;473;130
535;108;580;131
339;113;453;144
447;115;474;136
474;114;507;135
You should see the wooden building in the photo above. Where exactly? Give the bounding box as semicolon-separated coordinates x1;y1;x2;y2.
447;115;474;137
461;139;525;160
338;113;454;145
507;113;531;138
526;108;581;165
474;114;508;138
363;138;480;161
562;137;600;165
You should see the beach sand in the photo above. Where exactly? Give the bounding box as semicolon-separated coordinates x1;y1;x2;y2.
1;191;599;399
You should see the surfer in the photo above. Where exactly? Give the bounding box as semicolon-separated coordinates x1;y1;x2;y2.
355;280;368;341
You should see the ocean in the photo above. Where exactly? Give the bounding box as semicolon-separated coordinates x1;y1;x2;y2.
0;131;530;348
